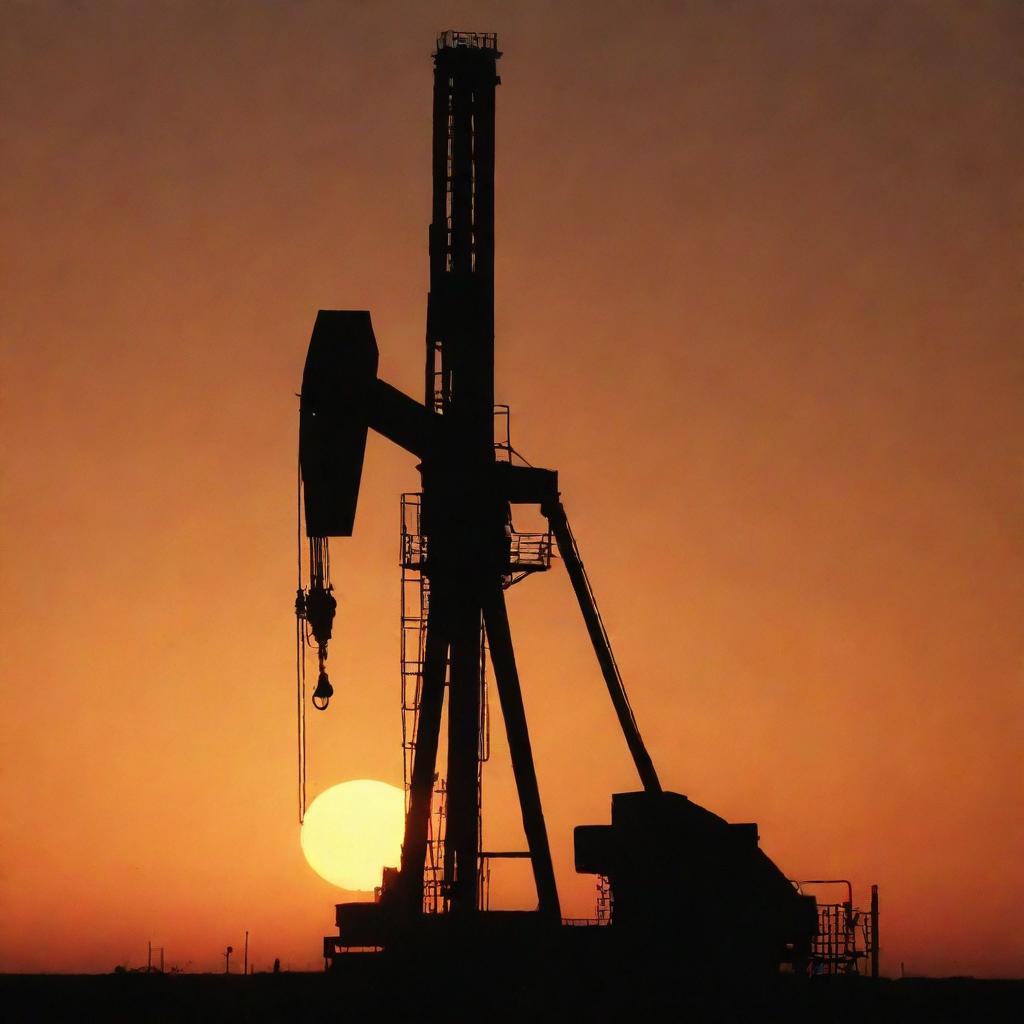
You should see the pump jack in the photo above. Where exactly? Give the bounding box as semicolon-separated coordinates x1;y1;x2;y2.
298;31;818;974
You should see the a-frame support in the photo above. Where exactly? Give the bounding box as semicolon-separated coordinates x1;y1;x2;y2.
397;581;560;921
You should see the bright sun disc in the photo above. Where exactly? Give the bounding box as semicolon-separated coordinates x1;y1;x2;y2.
300;779;405;891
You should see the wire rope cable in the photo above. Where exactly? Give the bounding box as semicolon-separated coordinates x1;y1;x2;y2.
296;448;307;823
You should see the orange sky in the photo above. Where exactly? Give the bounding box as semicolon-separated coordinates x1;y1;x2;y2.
2;0;1021;977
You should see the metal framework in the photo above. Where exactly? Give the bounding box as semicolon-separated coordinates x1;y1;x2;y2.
301;30;662;940
300;31;846;977
795;880;879;977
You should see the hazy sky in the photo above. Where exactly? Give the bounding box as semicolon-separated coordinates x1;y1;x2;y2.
2;0;1021;976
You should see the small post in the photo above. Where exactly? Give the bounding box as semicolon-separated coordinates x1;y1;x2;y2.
147;941;152;973
243;931;248;977
160;948;164;973
224;945;233;974
870;884;880;979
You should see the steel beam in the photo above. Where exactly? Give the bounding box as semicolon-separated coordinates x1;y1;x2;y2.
482;585;561;919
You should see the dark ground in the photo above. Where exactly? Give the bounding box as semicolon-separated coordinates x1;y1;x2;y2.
1;970;1022;1023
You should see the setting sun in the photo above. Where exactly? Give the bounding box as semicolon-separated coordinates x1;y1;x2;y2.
300;780;405;892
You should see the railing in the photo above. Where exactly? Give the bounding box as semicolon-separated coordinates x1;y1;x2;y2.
400;507;552;578
494;405;512;462
508;532;553;572
794;879;877;976
401;532;428;571
437;30;498;52
596;873;613;923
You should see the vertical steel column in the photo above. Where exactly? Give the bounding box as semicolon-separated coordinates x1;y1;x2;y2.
445;597;483;911
417;35;502;914
870;884;879;979
425;54;450;409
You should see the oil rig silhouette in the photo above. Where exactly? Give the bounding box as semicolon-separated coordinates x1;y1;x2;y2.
296;30;878;980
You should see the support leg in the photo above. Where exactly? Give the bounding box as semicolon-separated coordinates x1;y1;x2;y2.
482;585;561;920
445;596;483;912
545;500;661;794
398;590;449;915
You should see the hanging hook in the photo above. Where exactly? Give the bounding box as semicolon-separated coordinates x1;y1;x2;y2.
312;666;334;710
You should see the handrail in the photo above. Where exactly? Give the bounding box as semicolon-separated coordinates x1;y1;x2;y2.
437;30;499;52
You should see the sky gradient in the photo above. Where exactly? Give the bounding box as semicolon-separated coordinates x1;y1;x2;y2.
2;0;1021;976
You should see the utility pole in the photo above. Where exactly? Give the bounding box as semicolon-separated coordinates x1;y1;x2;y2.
224;945;233;974
243;931;248;976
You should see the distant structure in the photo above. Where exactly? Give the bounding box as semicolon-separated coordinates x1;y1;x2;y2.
146;941;164;974
295;29;876;978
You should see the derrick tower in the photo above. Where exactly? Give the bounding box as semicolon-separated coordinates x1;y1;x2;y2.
404;30;558;918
